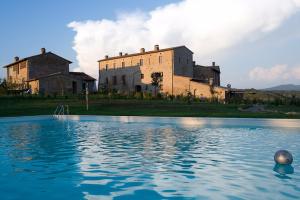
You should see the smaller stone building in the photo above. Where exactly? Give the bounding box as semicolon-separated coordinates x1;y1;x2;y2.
193;62;220;86
3;48;96;95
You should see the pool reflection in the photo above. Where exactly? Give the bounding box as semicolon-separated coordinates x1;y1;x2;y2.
1;120;84;200
1;116;300;200
273;164;294;177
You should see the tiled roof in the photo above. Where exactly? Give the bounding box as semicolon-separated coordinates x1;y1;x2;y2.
3;52;72;68
26;72;96;82
69;72;96;81
98;45;193;62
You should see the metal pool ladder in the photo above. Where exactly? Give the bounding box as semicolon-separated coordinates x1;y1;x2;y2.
53;104;69;119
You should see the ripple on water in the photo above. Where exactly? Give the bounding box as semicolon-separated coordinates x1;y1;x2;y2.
0;118;299;200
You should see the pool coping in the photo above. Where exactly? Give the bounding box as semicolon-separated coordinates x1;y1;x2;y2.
0;115;300;128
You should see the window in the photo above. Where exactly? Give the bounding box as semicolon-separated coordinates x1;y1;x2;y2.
122;62;125;68
105;64;108;71
140;59;143;66
105;77;109;85
187;58;189;64
113;76;117;85
141;74;144;79
148;58;151;65
159;56;162;64
122;75;126;85
178;57;181;63
113;63;116;69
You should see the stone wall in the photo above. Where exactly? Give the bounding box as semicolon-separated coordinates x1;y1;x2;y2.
28;53;69;79
172;75;226;99
193;65;220;86
29;74;95;95
99;47;176;94
38;75;78;95
7;60;28;84
28;80;39;94
173;47;194;77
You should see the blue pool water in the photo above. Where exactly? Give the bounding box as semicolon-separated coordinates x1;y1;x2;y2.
0;116;299;200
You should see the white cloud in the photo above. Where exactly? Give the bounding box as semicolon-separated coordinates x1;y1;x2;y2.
68;0;300;79
249;64;300;81
292;66;300;78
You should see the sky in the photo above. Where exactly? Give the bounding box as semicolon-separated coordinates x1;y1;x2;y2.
1;0;300;89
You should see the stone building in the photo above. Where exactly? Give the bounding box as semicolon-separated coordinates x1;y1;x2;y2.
193;62;220;86
3;48;96;95
98;45;227;100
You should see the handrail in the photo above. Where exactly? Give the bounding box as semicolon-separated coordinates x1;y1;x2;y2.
53;104;69;119
53;105;59;115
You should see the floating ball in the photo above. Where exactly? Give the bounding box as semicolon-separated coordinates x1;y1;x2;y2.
274;150;293;165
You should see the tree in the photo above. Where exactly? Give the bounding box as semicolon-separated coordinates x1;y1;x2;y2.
186;90;192;104
151;72;163;96
0;78;8;95
0;79;29;95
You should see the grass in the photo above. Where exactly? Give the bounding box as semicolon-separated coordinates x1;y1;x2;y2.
0;96;300;118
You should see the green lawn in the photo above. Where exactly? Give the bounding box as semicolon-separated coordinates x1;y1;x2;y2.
0;96;300;118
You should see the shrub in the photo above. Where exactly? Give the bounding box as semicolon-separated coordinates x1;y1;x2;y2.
143;92;153;100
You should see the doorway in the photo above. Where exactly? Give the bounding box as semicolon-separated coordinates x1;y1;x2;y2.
72;81;77;94
135;85;142;92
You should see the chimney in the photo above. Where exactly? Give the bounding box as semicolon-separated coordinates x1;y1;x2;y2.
41;48;46;54
212;62;215;66
119;52;123;56
105;55;109;59
154;45;159;51
14;56;19;62
140;48;145;53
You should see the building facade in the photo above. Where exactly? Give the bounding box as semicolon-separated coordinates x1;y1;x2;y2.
193;62;221;86
98;45;226;99
3;48;96;95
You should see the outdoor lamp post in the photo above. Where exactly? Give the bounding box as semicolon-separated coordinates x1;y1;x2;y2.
86;82;89;111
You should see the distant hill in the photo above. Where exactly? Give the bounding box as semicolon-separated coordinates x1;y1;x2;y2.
262;84;300;91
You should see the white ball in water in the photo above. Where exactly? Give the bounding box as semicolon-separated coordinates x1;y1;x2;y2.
274;150;293;165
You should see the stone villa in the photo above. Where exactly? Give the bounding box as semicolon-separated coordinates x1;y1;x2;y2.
98;45;227;99
3;48;96;95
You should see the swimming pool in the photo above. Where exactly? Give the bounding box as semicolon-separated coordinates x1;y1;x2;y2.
0;116;299;200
